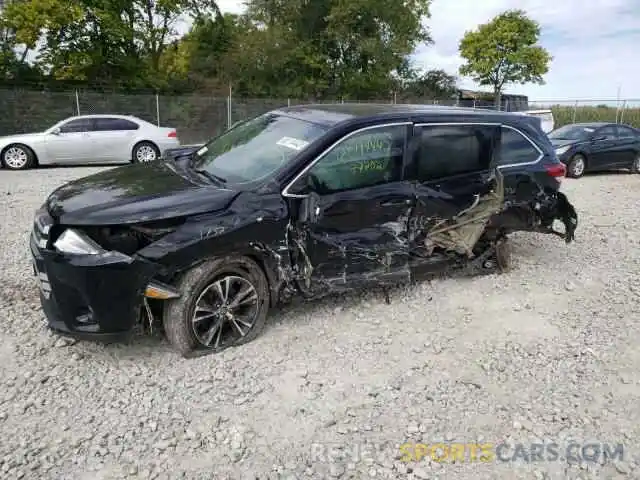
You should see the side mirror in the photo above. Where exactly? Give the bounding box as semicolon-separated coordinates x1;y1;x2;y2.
299;191;321;223
50;127;61;135
288;172;320;196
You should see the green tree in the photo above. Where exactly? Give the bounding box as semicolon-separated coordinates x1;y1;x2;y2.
225;0;433;98
0;0;218;88
0;5;43;82
400;68;458;100
160;12;243;91
458;9;551;107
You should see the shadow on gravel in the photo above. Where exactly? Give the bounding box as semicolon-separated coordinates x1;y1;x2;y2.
69;266;509;360
570;169;636;178
35;164;124;170
12;231;565;362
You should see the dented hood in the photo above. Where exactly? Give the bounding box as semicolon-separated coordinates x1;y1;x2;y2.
46;161;238;225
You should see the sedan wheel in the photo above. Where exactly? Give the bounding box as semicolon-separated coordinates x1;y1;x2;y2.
567;155;586;178
163;257;270;358
133;142;159;163
632;154;640;174
2;145;34;170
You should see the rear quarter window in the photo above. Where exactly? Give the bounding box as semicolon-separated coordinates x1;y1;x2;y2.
95;118;140;131
498;127;541;165
617;126;638;139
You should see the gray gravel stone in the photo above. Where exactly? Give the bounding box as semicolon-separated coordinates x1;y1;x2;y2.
0;168;639;479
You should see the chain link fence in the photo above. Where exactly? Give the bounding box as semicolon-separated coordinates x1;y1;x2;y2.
528;99;640;127
2;89;639;144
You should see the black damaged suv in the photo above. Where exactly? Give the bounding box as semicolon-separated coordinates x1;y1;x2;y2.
30;104;578;358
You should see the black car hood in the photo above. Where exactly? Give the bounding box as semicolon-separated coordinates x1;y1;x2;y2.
46;161;238;225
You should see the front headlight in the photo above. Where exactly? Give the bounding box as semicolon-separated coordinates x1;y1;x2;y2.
53;228;105;255
555;145;571;155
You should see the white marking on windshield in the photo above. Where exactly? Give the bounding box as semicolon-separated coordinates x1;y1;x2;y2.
583;128;595;132
197;146;208;155
276;136;309;151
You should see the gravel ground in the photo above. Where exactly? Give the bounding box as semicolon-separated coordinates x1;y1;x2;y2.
0;166;639;480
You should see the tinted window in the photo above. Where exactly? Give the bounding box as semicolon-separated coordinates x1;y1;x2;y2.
597;126;616;139
499;127;540;165
617;126;637;139
548;125;594;141
193;113;328;185
413;125;495;181
59;118;94;133
95;118;139;131
306;125;406;194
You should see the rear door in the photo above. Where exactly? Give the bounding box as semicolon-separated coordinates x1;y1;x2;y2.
92;117;140;162
614;125;640;166
405;123;500;257
589;125;620;169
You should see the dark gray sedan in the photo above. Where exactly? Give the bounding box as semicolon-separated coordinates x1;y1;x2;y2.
549;122;640;178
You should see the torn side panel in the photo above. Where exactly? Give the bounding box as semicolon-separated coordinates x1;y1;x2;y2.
423;169;505;257
286;185;414;298
288;223;412;298
487;179;578;244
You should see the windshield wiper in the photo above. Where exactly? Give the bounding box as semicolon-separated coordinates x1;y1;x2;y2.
195;169;227;185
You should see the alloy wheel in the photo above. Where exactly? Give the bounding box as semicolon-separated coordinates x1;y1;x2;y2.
571;157;585;177
136;145;157;162
4;147;28;169
191;275;259;349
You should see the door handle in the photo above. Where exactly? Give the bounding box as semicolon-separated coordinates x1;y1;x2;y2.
381;199;412;207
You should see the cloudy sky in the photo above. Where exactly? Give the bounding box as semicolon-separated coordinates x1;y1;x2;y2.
215;0;640;103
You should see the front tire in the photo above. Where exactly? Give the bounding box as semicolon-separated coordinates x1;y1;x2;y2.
132;141;160;163
566;154;586;178
163;257;270;358
1;144;35;170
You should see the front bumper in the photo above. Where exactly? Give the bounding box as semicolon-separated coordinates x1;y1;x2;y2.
30;222;159;341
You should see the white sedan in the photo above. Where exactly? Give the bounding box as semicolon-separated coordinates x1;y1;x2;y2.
0;114;181;170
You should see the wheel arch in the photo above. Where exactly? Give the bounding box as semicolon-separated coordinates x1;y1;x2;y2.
159;245;283;308
571;150;590;167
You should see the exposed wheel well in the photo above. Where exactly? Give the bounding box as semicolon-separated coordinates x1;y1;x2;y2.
1;143;39;166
